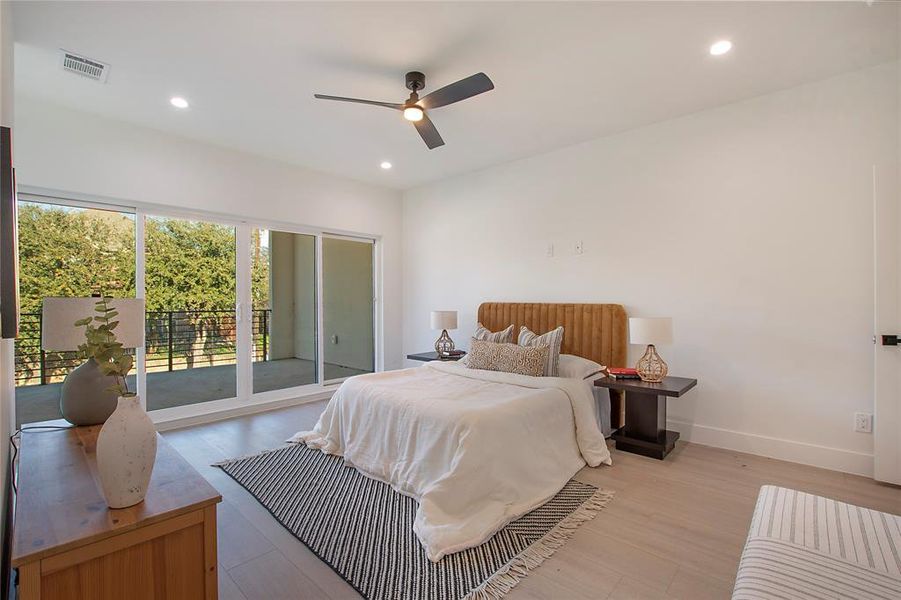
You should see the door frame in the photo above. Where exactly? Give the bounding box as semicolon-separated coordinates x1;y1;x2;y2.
873;163;901;484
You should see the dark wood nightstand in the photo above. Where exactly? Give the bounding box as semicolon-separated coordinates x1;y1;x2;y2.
594;375;697;460
406;351;466;362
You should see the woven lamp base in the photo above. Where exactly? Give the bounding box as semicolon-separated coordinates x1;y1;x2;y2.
636;344;668;382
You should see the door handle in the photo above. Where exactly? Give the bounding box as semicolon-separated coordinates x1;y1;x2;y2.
881;335;900;346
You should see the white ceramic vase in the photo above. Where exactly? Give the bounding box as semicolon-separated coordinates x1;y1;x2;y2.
96;395;158;509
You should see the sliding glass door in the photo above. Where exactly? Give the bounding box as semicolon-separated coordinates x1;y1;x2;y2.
10;192;379;425
144;216;237;410
14;198;136;426
322;235;374;382
250;228;318;393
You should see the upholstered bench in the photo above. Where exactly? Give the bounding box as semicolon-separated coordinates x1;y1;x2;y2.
733;485;901;599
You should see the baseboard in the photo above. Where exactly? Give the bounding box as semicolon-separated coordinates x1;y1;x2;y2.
667;419;874;477
154;390;335;432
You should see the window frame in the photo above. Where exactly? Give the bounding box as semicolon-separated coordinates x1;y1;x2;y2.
14;187;382;428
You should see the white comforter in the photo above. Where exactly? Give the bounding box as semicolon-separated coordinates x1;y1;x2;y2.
291;361;611;561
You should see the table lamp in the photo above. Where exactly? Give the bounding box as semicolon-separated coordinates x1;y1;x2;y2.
629;317;673;383
42;297;145;425
430;310;458;357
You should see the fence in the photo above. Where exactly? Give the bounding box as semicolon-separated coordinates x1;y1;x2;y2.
14;308;271;386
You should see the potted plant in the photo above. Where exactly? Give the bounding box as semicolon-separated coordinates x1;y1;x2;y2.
75;295;157;509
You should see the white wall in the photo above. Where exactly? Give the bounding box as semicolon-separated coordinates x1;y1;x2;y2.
403;63;899;476
13;96;404;371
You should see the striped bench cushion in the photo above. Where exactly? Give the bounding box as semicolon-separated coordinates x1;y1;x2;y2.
733;485;901;600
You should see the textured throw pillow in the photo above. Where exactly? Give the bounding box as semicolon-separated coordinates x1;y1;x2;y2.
466;340;548;377
518;325;564;377
473;322;515;344
558;354;604;380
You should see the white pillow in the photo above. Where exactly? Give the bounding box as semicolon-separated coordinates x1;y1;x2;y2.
557;354;604;380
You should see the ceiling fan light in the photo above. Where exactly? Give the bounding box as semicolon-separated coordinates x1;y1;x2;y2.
710;40;733;56
403;106;424;122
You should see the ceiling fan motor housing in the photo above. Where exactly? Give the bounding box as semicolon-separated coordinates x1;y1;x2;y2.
405;71;426;92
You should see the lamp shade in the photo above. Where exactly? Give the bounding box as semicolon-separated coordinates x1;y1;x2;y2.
430;310;458;331
629;317;673;346
42;297;145;351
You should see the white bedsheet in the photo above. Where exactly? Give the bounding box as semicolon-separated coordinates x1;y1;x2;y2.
290;361;611;561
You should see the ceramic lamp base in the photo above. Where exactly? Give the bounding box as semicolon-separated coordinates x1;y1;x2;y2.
636;344;668;382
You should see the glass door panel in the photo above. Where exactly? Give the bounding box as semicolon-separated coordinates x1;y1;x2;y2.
144;216;236;409
14;199;136;426
322;236;374;382
251;228;318;393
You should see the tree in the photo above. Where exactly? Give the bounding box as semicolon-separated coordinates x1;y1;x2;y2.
15;205;273;380
17;203;135;314
251;228;270;310
144;217;236;312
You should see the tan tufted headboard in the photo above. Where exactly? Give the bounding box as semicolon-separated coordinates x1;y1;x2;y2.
477;302;628;368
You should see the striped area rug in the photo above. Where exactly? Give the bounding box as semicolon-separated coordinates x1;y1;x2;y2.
215;443;613;600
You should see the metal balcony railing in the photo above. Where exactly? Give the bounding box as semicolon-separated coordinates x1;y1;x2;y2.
14;308;271;386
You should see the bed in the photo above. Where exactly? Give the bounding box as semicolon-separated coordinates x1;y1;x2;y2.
292;302;628;561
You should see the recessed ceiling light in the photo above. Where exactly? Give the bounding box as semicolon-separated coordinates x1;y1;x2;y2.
380;161;392;170
709;40;733;56
170;96;189;109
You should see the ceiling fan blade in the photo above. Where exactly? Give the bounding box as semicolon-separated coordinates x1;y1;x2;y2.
313;94;403;110
414;114;445;149
420;73;494;110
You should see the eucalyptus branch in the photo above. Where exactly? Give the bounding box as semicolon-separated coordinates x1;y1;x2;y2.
74;290;135;397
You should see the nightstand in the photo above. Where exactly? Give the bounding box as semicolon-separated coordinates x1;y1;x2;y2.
594;375;697;460
406;351;466;362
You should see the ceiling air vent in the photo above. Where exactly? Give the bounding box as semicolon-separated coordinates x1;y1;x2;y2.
59;50;110;83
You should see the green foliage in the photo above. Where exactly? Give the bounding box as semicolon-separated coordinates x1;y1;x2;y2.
75;295;134;396
17;203;135;314
251;228;270;309
144;217;237;312
16;204;274;383
17;204;272;314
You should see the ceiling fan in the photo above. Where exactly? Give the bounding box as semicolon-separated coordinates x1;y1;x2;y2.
314;71;495;150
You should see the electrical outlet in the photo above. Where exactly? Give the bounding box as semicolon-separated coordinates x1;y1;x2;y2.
854;412;873;433
574;240;584;255
546;243;554;258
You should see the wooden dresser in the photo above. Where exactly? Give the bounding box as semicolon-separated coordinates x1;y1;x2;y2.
11;425;221;599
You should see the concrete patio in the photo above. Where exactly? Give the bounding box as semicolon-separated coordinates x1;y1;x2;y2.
15;358;367;426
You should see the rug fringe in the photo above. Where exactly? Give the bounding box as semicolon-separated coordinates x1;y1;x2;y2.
461;488;615;600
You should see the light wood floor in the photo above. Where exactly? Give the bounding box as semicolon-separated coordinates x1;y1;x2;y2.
162;402;901;600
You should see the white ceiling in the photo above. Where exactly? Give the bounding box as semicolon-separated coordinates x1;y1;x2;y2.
12;1;899;190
